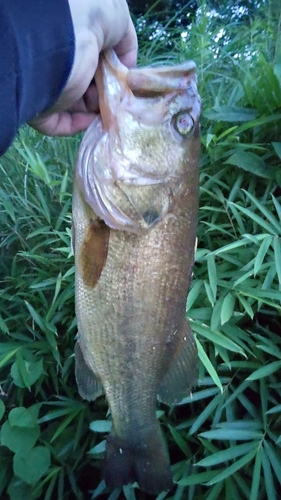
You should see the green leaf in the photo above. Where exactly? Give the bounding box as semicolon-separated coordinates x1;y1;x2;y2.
88;440;106;456
261;445;277;500
228;202;280;235
16;143;51;184
11;357;44;390
220;293;235;325
177;470;221;486
13;446;51;485
193;323;244;354
196;442;258;467
7;478;34;500
0;420;40;453
195;337;223;392
243;190;281;233
225;151;275;179
199;429;262;441
273;236;281;287
247;361;281;381
207;253;217;304
189;392;222;436
250;448;261;500
186;280;203;311
266;404;281;414
272;142;281;159
254;235;272;275
168;425;190;456
9;407;37;429
89;420;112;433
263;441;281;485
0;348;20;369
204;106;258;122
0;400;5;421
50;409;81;443
206;448;257;485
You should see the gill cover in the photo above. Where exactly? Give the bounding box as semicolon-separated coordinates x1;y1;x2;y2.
76;50;200;233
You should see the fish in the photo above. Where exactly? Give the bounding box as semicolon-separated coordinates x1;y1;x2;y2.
72;49;201;494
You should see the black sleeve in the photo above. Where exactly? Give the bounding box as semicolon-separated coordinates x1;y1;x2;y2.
0;0;75;155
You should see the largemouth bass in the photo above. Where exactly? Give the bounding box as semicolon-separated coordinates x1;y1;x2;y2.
72;50;200;494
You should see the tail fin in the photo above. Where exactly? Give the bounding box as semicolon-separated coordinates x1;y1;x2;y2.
103;425;173;494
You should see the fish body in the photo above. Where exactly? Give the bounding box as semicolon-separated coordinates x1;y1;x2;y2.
72;50;201;494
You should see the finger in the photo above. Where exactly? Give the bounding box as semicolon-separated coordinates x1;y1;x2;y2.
29;111;97;136
83;84;99;113
114;18;138;69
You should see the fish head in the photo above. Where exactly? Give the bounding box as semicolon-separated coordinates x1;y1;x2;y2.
76;50;201;233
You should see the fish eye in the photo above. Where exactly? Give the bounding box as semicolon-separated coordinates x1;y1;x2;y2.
173;111;194;137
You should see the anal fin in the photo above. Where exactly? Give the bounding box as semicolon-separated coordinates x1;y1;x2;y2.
74;341;104;401
158;319;198;406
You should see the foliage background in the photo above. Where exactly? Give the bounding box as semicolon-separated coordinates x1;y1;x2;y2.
1;1;281;499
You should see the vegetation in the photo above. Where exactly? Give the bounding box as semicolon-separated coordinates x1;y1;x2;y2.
1;1;281;498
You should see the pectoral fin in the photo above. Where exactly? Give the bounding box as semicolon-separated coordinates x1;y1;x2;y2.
158;319;198;406
79;218;110;288
75;341;104;401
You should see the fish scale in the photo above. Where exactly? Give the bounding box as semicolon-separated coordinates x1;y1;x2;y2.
72;49;200;494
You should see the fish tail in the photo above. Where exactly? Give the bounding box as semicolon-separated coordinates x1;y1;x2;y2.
104;424;173;494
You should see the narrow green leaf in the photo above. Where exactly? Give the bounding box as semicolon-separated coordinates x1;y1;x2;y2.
50;410;81;443
237;294;254;318
168;425;190;456
199;429;262;440
189;393;222;436
24;301;47;333
0;348;19;369
195;337;223;392
250;448;261;500
0;400;5;421
220;293;235;325
89;420;112;433
206;448;257;485
272;142;281;159
266;404;281;414
264;441;281;485
178;387;220;405
247;361;281;381
193;323;244;354
261;445;277;500
204;105;257;122
177;470;221;486
207;253;217;303
254;235;272;275
228;202;279;235
88;440;106;455
196;442;258;467
243;190;281;234
273;236;281;287
205;482;224;500
272;195;281;224
186;280;203;311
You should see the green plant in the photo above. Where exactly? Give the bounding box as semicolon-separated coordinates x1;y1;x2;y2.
1;1;281;499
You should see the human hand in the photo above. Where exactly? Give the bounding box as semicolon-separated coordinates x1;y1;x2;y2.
29;0;137;136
